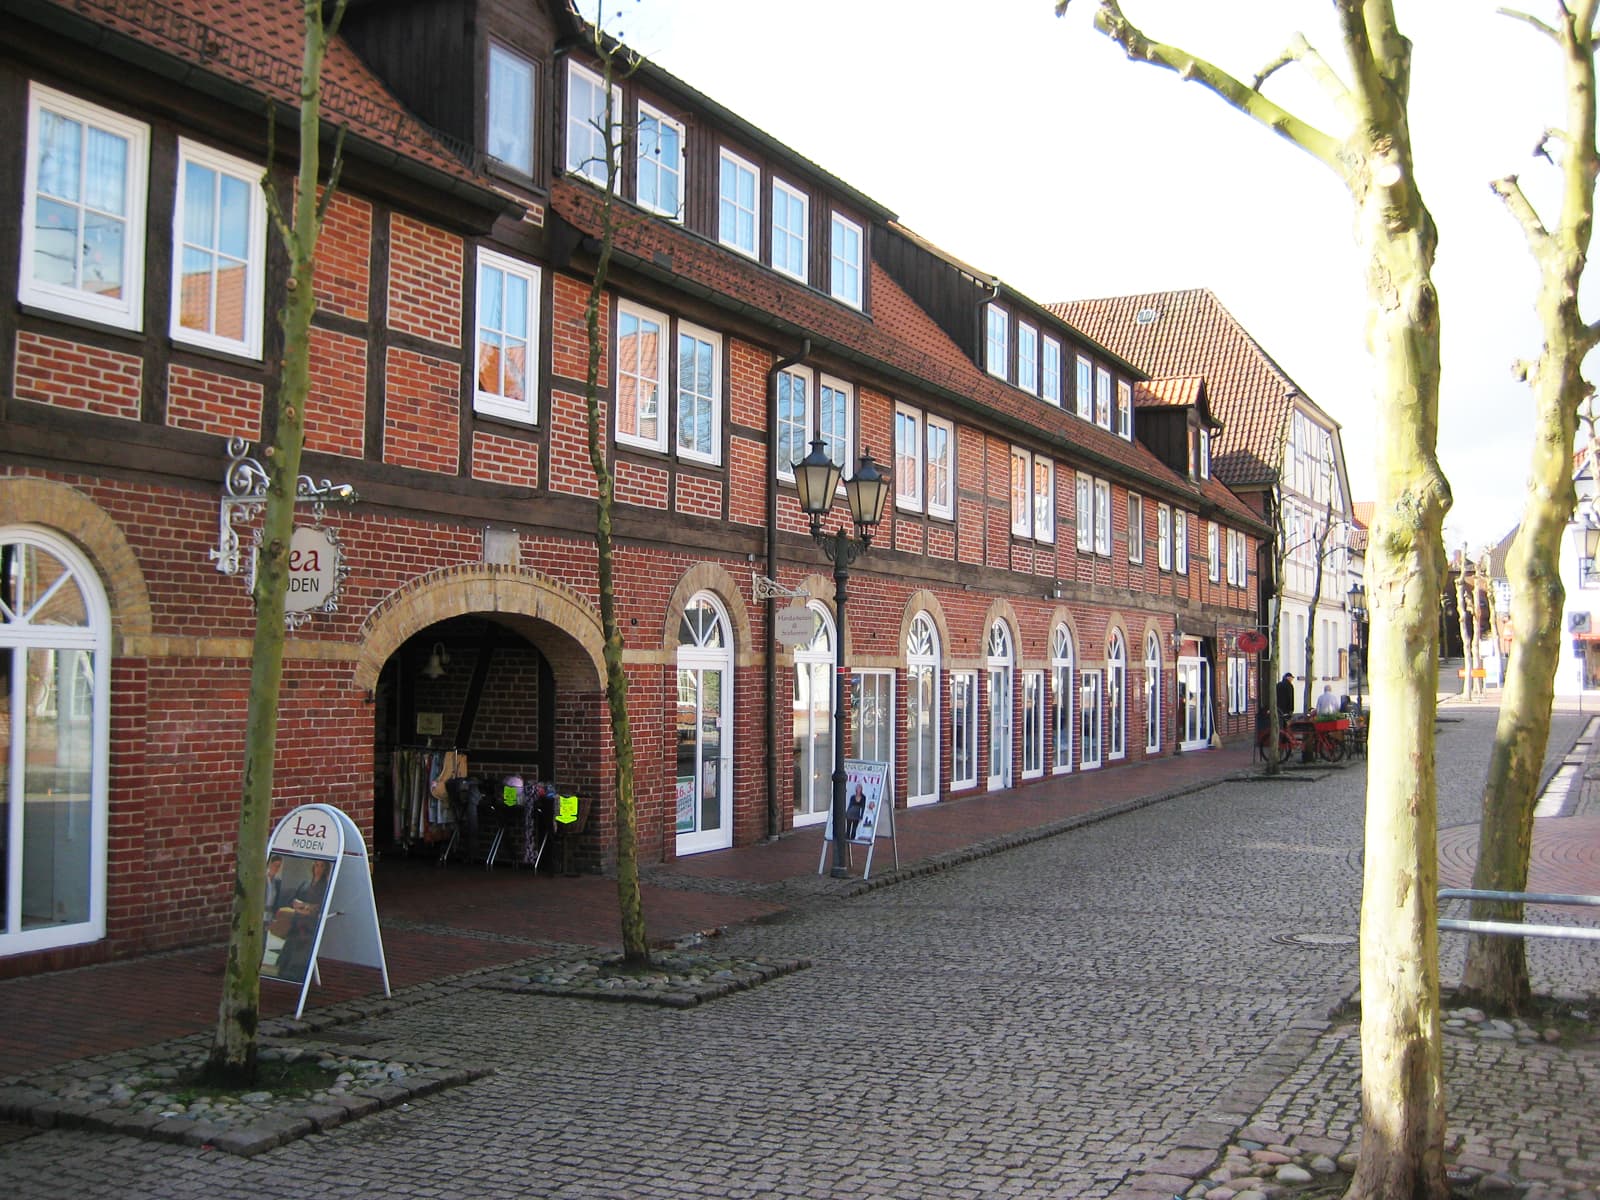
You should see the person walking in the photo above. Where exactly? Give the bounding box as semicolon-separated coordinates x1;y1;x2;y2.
1275;672;1296;720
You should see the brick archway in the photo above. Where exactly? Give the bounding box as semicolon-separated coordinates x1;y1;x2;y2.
354;564;606;693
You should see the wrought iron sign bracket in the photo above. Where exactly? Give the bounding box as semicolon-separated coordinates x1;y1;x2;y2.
209;436;358;578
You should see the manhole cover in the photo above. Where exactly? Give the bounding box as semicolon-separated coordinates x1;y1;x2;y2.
1275;931;1358;948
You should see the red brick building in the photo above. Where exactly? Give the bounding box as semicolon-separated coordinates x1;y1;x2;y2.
0;0;1265;974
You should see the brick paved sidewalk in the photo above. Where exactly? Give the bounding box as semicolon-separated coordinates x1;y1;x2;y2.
0;740;1254;1079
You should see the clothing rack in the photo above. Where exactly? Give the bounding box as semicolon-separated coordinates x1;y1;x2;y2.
389;746;466;849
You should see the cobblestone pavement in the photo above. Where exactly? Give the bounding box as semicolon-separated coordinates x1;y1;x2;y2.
1;704;1595;1199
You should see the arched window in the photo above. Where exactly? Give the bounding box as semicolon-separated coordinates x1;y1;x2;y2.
1107;630;1127;760
792;602;834;826
1144;632;1162;754
1051;625;1074;773
676;593;733;854
906;613;940;806
1;528;111;955
986;620;1013;791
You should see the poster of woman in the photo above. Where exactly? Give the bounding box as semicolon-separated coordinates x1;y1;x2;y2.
261;852;334;985
843;760;888;845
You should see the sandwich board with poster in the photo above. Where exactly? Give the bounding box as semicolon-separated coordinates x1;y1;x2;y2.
261;803;391;1018
817;759;896;879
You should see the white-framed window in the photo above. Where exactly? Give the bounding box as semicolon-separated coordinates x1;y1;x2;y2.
1208;521;1221;582
1228;529;1248;587
171;139;266;359
487;42;535;175
906;614;941;806
1158;503;1172;571
0;527;112;956
636;101;684;219
1128;493;1144;564
1107;630;1126;761
1022;670;1045;779
474;247;541;423
1011;447;1032;537
1199;427;1211;479
1035;457;1055;544
895;405;923;512
566;60;619;187
1093;478;1111;556
771;178;809;282
1042;336;1062;406
21;83;149;330
1095;366;1112;429
676;321;721;464
1227;656;1248;715
1080;669;1103;770
1145;632;1162;753
718;148;759;258
830;212;863;308
792;602;834;825
616;299;668;451
777;367;853;482
927;416;954;520
951;670;979;791
1175;510;1189;575
1052;624;1074;773
1075;354;1093;420
1116;379;1132;440
1075;473;1093;552
1017;322;1038;394
986;304;1009;380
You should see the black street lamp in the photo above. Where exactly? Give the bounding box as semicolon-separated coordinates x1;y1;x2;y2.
793;439;889;878
1348;580;1367;711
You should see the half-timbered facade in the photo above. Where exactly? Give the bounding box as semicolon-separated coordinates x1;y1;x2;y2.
0;0;1265;974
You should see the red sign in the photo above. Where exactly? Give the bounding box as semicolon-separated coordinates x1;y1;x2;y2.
1237;631;1268;654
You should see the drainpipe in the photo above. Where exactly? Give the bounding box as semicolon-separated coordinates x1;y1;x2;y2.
765;338;811;840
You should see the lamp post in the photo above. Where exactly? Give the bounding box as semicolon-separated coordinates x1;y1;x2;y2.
793;438;889;878
1348;581;1367;711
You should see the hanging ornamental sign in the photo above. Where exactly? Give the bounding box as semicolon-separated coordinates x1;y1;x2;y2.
209;436;357;629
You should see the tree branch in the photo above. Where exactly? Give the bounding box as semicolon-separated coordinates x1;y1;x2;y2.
1491;174;1552;252
1065;0;1347;177
1499;7;1562;40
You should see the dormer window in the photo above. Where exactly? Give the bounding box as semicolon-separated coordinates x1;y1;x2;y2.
1199;428;1211;478
1115;379;1132;440
487;43;535;176
1017;322;1038;394
830;212;863;309
986;304;1009;380
1042;336;1062;405
636;101;684;219
566;61;619;187
771;178;808;283
1094;366;1111;430
718;148;759;258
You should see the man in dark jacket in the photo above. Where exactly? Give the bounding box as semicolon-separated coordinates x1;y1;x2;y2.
1275;672;1296;719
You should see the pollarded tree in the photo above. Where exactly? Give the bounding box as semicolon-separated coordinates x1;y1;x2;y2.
1462;0;1600;1017
208;0;348;1085
1061;3;1450;1195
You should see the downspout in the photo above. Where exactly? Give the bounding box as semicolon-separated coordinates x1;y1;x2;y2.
765;338;812;840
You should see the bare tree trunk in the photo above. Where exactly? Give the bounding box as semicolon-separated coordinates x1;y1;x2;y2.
1457;559;1475;696
208;0;345;1084
576;18;648;963
1072;4;1450;1194
1463;0;1599;1016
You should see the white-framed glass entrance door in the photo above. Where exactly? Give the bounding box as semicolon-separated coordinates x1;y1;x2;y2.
852;668;894;798
792;603;833;827
1;528;111;956
986;621;1014;791
676;594;733;855
905;614;940;807
951;670;978;791
1177;656;1211;751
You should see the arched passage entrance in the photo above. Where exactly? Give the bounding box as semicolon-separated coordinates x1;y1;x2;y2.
355;567;607;864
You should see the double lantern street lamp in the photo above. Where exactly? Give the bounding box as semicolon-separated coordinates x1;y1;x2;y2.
792;439;890;878
1348;580;1367;711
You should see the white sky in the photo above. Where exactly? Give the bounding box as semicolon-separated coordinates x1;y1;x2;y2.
611;0;1574;550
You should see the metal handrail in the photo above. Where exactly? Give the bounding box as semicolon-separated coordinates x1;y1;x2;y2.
1437;888;1600;943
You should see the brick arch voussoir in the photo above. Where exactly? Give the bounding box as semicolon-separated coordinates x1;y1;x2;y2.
0;478;153;644
899;590;951;660
661;562;753;660
355;565;606;693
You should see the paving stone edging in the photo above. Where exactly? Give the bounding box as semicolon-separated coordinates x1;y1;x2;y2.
479;953;811;1008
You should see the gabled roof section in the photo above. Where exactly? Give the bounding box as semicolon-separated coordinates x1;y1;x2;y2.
16;0;503;205
1050;288;1330;489
550;180;1264;534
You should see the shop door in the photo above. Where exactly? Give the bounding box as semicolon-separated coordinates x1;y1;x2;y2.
676;595;733;855
852;670;894;811
1178;657;1211;751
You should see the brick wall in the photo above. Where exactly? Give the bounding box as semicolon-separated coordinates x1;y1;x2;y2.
14;332;142;419
387;213;462;347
